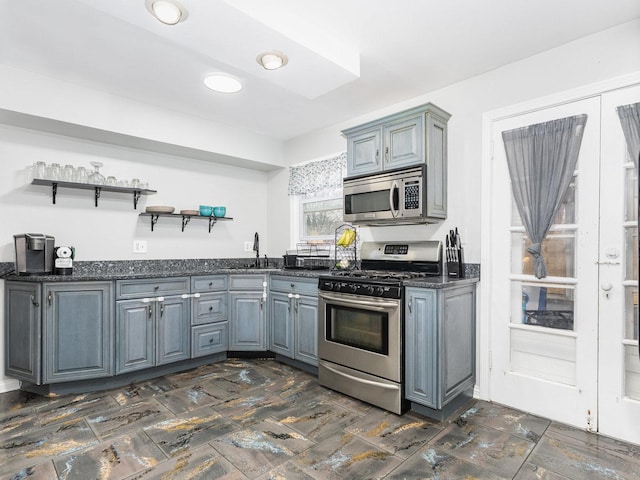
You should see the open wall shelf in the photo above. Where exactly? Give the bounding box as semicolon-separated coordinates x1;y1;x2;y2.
139;212;233;233
32;179;157;209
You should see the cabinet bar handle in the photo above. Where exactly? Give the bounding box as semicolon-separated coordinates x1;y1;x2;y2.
385;146;389;160
408;297;413;313
31;295;39;307
47;292;52;306
159;303;164;317
148;305;153;318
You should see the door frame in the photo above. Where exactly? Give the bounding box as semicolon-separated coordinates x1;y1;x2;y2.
478;72;640;402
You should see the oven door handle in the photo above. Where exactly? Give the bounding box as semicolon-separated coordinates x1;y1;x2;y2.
320;361;398;390
319;291;399;310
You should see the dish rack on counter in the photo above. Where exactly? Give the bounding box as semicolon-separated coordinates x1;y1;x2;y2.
288;242;332;270
333;223;358;270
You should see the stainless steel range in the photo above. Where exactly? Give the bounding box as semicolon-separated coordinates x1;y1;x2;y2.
318;240;443;414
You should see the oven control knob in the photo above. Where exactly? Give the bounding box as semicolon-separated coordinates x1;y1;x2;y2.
376;286;386;296
350;284;358;293
365;285;374;294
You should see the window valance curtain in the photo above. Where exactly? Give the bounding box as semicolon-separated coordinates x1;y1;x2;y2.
617;102;640;168
502;114;588;279
288;152;347;196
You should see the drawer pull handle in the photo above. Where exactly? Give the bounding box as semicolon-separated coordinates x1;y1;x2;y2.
154;285;160;290
209;338;214;344
209;306;213;311
209;282;213;287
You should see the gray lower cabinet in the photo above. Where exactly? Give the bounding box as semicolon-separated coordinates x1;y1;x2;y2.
405;284;476;413
191;274;228;358
229;274;267;351
5;281;113;384
269;276;318;366
115;277;190;374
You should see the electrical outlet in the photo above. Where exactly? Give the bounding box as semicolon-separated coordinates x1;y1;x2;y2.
244;241;253;252
133;240;148;253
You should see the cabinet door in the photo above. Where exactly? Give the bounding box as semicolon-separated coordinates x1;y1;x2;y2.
269;292;294;357
295;295;318;366
157;296;191;365
404;287;439;408
383;114;424;170
425;112;448;219
229;292;266;350
347;127;382;176
116;299;154;374
442;285;476;404
43;282;113;383
5;282;42;384
192;292;227;325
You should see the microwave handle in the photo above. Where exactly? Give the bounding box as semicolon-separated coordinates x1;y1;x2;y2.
389;180;400;218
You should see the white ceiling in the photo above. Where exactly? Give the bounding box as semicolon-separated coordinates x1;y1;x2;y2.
2;0;639;141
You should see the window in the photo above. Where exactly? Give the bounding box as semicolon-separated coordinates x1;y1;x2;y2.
300;197;343;240
288;153;346;244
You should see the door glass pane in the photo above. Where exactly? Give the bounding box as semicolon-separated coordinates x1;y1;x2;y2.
626;226;638;282
512;281;575;330
625;286;639;341
511;231;576;278
511;178;576;226
625;164;638;223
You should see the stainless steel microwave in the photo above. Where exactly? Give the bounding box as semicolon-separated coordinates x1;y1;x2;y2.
343;165;430;225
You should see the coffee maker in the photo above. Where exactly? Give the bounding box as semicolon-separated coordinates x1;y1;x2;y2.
14;233;55;275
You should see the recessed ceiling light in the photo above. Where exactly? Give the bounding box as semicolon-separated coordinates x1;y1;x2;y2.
203;74;243;94
145;0;187;25
256;50;288;70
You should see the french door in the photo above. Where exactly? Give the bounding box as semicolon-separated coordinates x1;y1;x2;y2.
487;85;640;444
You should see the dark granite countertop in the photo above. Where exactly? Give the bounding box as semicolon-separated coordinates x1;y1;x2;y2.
0;259;479;287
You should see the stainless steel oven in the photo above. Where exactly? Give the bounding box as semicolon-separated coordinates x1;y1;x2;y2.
318;287;403;413
318;240;443;415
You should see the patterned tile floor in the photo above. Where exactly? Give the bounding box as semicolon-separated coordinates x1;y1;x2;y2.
1;359;640;479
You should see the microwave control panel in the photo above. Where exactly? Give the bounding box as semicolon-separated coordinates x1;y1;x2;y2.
404;180;420;210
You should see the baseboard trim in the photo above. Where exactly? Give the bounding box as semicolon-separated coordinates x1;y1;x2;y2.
0;378;20;393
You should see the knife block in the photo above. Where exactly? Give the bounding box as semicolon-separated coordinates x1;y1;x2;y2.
446;248;465;278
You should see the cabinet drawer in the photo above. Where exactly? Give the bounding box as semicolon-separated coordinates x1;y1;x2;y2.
270;276;318;295
192;292;227;325
116;277;189;299
228;274;267;291
191;275;228;293
192;322;228;358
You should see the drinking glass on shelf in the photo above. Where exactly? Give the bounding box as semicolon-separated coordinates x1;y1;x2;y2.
61;164;74;182
47;163;61;181
88;161;105;185
105;176;117;186
117;179;130;187
139;181;149;190
130;178;140;189
73;166;88;183
32;161;47;179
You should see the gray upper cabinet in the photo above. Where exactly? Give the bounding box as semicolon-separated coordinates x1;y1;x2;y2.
405;283;476;413
229;274;267;351
115;277;190;374
343;104;451;218
4;281;113;385
269;276;318;366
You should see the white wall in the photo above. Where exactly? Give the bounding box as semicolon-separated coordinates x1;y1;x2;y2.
270;19;640;261
0;126;272;262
